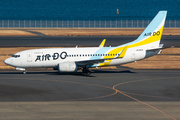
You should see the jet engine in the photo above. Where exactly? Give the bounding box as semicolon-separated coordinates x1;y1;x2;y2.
58;61;77;72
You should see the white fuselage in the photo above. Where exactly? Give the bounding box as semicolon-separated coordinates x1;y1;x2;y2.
4;46;160;69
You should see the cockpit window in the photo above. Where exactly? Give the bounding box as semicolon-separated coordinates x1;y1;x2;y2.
12;55;20;58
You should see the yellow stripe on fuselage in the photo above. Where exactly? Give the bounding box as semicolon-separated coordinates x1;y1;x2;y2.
99;47;124;66
99;26;164;67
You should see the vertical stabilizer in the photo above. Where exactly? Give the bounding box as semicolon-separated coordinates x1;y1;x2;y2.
118;11;167;48
132;11;167;48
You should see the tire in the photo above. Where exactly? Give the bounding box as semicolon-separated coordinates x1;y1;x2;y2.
82;68;86;73
86;70;91;75
23;71;26;74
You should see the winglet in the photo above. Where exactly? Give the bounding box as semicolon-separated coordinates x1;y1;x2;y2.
99;39;106;48
118;46;128;58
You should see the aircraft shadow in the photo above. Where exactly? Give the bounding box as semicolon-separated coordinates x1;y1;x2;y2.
0;70;136;77
92;70;135;74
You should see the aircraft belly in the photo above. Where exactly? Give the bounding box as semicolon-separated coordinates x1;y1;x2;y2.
33;61;57;68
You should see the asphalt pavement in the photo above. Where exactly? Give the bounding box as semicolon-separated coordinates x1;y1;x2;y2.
0;35;179;47
0;69;179;119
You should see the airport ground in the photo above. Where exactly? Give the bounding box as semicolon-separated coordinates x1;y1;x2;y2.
0;29;180;119
0;69;179;120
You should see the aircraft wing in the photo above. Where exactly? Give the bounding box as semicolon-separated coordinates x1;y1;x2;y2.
99;39;106;48
75;45;128;66
76;58;112;66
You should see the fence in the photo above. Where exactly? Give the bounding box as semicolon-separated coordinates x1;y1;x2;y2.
0;20;179;28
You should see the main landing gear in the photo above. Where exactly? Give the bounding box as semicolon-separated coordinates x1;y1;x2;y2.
82;67;91;75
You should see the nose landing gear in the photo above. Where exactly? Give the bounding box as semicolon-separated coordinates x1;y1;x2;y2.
23;71;27;74
16;68;26;74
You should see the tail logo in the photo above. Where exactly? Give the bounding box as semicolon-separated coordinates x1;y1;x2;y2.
153;31;160;36
144;31;160;37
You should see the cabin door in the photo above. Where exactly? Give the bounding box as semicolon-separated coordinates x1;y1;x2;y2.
131;49;136;61
27;52;32;62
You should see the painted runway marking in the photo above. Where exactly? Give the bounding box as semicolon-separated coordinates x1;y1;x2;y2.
121;91;180;100
113;77;180;120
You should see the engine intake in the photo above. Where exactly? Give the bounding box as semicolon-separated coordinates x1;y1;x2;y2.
58;61;77;72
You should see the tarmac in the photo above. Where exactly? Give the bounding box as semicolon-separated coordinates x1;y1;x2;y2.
0;35;179;47
0;68;179;120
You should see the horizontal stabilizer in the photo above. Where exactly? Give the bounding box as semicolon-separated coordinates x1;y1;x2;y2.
146;44;174;51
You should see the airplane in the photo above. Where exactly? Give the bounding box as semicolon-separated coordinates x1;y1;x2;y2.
4;11;167;75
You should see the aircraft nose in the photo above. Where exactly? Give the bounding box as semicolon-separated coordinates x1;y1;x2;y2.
4;58;11;65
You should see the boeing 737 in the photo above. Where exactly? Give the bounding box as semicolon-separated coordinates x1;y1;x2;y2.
4;11;167;75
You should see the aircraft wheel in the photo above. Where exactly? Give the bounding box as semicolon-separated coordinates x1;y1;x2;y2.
82;68;91;75
82;68;86;73
23;71;26;74
86;70;91;75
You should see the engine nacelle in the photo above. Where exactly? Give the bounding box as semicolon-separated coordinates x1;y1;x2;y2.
58;61;77;72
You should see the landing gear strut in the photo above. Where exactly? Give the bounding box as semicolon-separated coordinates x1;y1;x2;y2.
82;67;91;75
